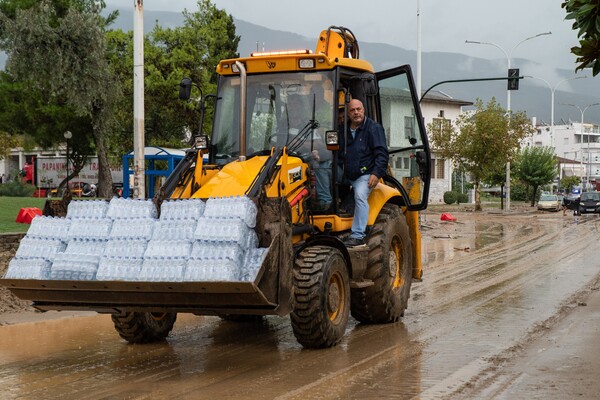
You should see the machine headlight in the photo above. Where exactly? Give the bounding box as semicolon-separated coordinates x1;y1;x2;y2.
194;134;209;150
325;130;339;151
299;58;315;69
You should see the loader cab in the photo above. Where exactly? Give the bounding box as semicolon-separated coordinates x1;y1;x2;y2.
209;61;430;212
210;70;336;164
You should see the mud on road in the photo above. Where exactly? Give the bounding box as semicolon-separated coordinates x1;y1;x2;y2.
1;207;599;399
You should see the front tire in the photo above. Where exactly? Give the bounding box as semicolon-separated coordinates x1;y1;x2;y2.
291;246;350;348
111;312;177;344
351;204;413;323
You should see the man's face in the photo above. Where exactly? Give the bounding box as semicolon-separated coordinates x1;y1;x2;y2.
348;101;365;126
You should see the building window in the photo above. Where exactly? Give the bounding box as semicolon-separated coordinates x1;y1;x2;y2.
432;117;452;133
404;115;415;140
431;158;445;179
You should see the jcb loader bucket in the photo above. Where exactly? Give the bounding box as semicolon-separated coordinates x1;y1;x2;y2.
1;198;294;317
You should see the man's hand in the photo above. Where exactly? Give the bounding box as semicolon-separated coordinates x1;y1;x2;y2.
368;174;379;189
311;150;320;162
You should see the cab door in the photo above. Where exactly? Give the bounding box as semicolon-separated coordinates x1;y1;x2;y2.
374;65;431;210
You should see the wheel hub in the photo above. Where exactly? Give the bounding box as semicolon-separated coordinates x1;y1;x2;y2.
328;283;341;314
388;251;398;278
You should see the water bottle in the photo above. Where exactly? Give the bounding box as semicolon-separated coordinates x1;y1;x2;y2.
110;218;155;240
152;220;197;241
65;238;106;256
240;247;268;281
161;199;205;220
139;257;185;282
97;256;143;281
184;258;237;282
4;258;51;280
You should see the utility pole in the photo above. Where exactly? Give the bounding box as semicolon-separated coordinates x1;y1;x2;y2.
133;0;145;199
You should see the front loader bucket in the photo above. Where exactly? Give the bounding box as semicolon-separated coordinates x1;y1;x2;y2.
1;197;294;317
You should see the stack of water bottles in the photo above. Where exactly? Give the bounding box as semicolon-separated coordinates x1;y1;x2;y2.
4;215;70;279
5;195;269;283
187;196;267;281
95;197;158;281
135;199;204;282
50;200;111;280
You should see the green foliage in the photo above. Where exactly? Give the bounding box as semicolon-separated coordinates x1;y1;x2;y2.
443;191;458;205
0;0;239;195
0;0;119;197
516;146;557;205
562;0;600;75
510;181;528;201
0;181;37;197
457;192;468;204
451;167;471;193
0;131;22;159
105;0;240;159
559;175;581;192
429;98;534;210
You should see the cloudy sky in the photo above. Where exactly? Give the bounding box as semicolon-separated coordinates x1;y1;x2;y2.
107;0;581;71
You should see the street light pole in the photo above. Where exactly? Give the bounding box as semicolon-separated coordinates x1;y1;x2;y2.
562;102;600;190
524;75;587;146
63;131;72;193
465;32;552;211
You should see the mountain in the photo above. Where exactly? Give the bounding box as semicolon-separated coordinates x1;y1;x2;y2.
3;7;600;125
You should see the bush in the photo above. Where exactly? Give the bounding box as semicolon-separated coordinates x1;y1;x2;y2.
0;181;37;197
443;191;457;205
510;181;528;201
457;192;468;204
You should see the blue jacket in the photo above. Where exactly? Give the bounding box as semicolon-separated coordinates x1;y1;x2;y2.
339;117;389;181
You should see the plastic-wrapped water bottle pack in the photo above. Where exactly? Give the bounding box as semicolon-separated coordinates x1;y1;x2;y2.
160;198;205;220
5;196;269;283
203;196;258;228
106;197;158;219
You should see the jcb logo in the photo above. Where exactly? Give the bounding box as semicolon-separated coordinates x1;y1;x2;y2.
266;61;276;69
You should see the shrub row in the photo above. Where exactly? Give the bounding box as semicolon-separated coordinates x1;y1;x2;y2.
443;190;468;205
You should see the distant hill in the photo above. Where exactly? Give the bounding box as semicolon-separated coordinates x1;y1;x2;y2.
3;7;600;125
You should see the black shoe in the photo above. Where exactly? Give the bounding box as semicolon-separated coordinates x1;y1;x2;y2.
344;237;366;247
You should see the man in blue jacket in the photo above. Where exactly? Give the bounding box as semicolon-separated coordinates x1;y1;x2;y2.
340;99;389;247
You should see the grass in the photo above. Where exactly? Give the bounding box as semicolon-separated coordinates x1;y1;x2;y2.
0;197;47;234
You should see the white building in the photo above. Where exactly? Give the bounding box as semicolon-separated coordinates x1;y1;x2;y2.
524;118;600;191
420;91;473;203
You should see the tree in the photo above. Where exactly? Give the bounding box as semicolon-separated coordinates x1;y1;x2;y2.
516;146;558;206
0;0;120;197
560;175;581;193
106;0;240;159
562;0;600;75
483;162;509;207
429;98;534;211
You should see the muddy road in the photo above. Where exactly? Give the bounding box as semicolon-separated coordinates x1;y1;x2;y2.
1;210;599;399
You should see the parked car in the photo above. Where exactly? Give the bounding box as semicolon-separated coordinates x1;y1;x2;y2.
578;191;600;214
537;194;561;211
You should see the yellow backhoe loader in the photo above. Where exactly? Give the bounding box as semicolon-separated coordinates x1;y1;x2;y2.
2;26;431;348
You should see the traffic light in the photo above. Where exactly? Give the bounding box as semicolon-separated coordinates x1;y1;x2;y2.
508;68;520;90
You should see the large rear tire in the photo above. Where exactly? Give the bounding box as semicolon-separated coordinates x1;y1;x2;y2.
291;246;350;348
111;312;177;344
351;204;413;323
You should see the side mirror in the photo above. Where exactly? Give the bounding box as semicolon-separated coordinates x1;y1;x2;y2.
179;77;193;100
415;150;429;181
361;73;378;96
